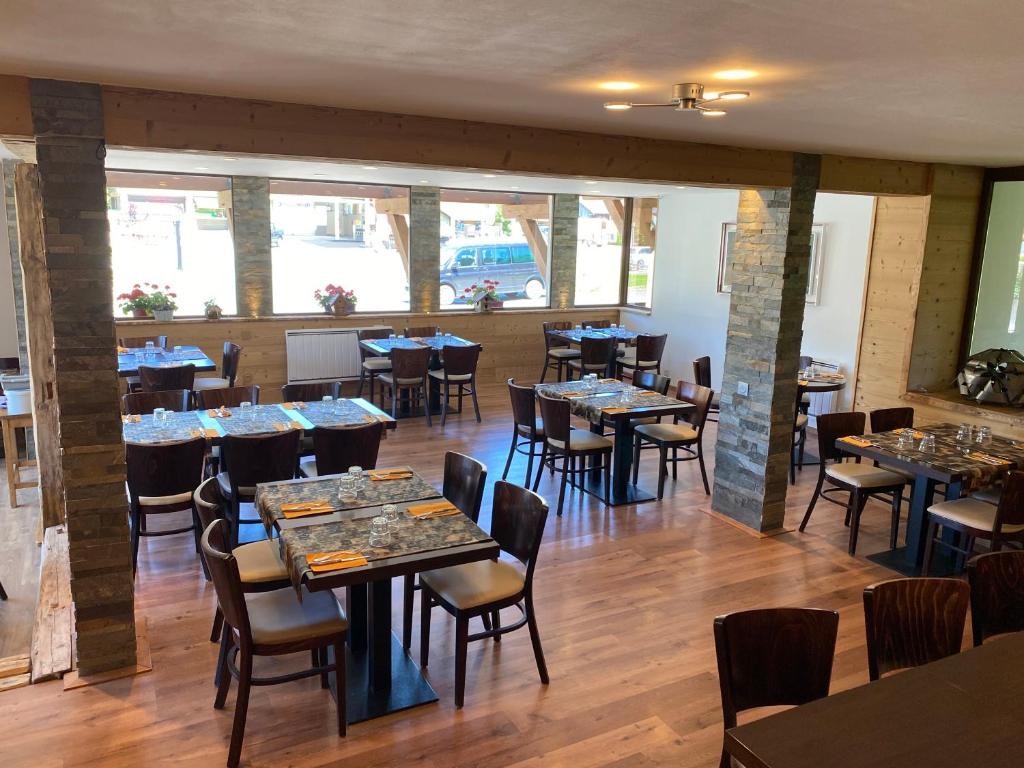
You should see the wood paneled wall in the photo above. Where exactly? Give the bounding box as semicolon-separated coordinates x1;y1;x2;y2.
116;308;620;401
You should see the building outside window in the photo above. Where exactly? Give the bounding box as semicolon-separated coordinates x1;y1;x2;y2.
270;181;410;313
106;171;236;316
574;195;626;305
439;190;551;310
626;198;657;308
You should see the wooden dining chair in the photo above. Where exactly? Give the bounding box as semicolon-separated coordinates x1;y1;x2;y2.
923;469;1024;574
378;345;433;426
617;333;668;379
0;578;6;600
419;480;549;709
125;436;207;574
402;451;487;653
539;321;580;383
121;389;191;415
194;385;261;410
790;383;809;484
218;430;300;547
193;342;242;392
869;407;914;433
566;336;617;380
298;421;384;478
404;325;439;339
120;335;168;349
633;370;671;395
202;520;347;768
580;319;611;329
501;378;545;487
430;344;482;426
139;363;196;393
799;411;907;555
863;577;969;681
692;355;720;422
631;381;714;496
535;392;612;514
281;381;341;402
356;328;393;405
714;608;839;768
966;550;1024;646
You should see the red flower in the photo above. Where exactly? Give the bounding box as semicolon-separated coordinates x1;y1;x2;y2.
164;285;170;290
130;288;145;298
169;293;177;298
133;283;141;289
492;281;500;286
470;284;478;290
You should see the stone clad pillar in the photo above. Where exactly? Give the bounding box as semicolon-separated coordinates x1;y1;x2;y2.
29;79;137;673
231;176;273;317
711;154;821;533
549;194;579;309
409;187;440;313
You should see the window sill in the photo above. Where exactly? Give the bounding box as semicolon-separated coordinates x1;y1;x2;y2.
619;305;653;317
113;306;626;324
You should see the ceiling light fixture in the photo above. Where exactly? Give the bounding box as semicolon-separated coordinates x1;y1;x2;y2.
313;173;327;177
195;166;209;171
362;165;378;170
584;180;599;185
603;82;750;117
483;174;497;178
714;69;757;80
419;179;431;184
599;81;639;91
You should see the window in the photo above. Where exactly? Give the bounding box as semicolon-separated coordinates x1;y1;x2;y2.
626;198;657;307
439;190;551;309
106;172;236;316
574;196;625;305
269;181;410;313
969;179;1024;351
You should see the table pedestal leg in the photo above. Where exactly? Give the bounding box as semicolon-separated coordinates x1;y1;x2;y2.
367;578;391;692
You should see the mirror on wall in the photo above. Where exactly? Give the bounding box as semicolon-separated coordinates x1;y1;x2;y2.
969;180;1024;354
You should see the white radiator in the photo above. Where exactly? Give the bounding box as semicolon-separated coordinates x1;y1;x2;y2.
285;327;388;383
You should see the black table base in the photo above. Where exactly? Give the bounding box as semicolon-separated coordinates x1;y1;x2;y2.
579;473;658;506
865;545;960;577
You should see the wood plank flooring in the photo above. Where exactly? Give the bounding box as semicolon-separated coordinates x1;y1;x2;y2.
0;463;40;660
0;384;911;766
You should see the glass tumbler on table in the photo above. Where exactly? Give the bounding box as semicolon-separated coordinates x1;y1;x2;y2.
368;516;391;547
919;433;937;453
382;503;399;531
956;424;972;445
975;426;992;446
896;430;916;451
337;475;357;504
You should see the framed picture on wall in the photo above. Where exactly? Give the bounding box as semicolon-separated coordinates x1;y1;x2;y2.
718;223;827;304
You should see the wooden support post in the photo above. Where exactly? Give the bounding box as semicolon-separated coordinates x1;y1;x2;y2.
606;199;626;235
13;163;64;528
518;217;549;276
385;212;410;280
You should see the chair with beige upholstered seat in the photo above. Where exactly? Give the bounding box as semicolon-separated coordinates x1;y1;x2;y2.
923;470;1024;575
535;392;613;514
692;355;720;422
501;378;545;486
539;321;581;383
298;421;383;478
378;345;433;426
429;344;482;426
790;383;809;484
799;411;907;555
419;480;549;709
966;550;1024;646
139;363;196;393
404;325;439;339
567;336;617;380
203;520;347;768
631;380;714;497
193;342;242;393
616;333;668;379
219;430;300;547
356;328;393;405
125;436;207;575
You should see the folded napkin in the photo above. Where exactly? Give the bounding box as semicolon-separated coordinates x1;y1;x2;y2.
407;500;461;518
281;500;336;519
557;391;588;398
117;346;129;353
188;428;221;439
272;421;305;432
798;379;809;386
895;428;925;439
839;436;873;448
637;390;660;397
967;451;1012;466
362;414;389;424
599;378;619;384
368;468;414;481
207;408;232;418
121;414;142;424
602;406;629;414
306;550;368;573
288;401;306;409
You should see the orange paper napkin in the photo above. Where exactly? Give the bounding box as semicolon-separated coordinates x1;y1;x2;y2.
602;406;629;414
207;408;232;418
117;346;129;353
967;451;1012;466
121;414;141;424
599;378;619;384
839;436;873;448
798;379;809;386
896;428;925;439
288;401;306;409
368;468;414;481
306;551;368;573
407;500;460;518
557;391;588;398
637;390;660;397
281;500;336;519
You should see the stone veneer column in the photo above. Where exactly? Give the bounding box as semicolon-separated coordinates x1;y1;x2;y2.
711;154;821;533
2;160;28;368
409;187;440;313
549;194;579;309
231;176;273;317
29;79;137;673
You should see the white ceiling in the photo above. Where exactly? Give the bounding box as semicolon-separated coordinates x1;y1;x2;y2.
4;0;1024;165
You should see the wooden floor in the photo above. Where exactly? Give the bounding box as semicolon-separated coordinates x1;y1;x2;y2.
0;461;40;660
0;384;909;767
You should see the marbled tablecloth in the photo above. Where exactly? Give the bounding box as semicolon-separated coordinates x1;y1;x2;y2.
536;379;685;424
122;411;206;444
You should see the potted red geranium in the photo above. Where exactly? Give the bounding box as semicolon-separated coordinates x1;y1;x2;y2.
314;284;358;316
464;279;503;312
119;283;178;320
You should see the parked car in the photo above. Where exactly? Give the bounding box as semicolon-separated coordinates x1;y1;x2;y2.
439;241;547;305
630;245;652;270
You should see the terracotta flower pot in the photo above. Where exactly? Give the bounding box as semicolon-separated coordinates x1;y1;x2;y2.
131;309;150;318
331;300;356;317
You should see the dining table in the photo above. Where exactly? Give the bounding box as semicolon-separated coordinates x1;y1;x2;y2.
255;468;498;723
725;631;1024;768
551;326;639;345
796;372;847;465
535;378;694;505
835;422;1024;575
116;344;217;377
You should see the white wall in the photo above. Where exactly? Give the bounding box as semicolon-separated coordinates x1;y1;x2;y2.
624;189;875;411
0;163;19;359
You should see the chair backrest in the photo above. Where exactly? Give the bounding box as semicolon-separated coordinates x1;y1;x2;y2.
120;335;168;349
121;389;191;415
714;607;839;728
311;422;384;475
490;480;548;585
139;364;196;393
798;355;814;370
404;325;438;339
443;451;488;523
815;411;867;463
863;577;970;680
692;356;712;388
993;469;1024;533
282;381;341;402
633;371;670;394
966;550;1024;646
582;319;611;329
390;346;432;380
870;407;914;433
194;476;225;533
542;320;572;350
676;381;714;432
441;344;481;377
537;393;571;447
221;342;242;386
201;520;251;640
195;385;261;410
507;378;539;430
125;437;207;503
357;327;393;359
221;430;300;489
0;357;21;375
635;333;668;364
579;336;616;368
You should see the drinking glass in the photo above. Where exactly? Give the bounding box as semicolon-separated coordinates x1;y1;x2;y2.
337;475;357;503
369;516;391;547
585;325;593;332
322;395;334;402
152;407;166;421
955;424;972;445
574;323;582;331
388;333;397;341
896;430;916;451
610;322;618;329
919;433;937;453
975;426;992;446
382;503;399;531
173;345;182;353
348;466;364;493
397;334;405;339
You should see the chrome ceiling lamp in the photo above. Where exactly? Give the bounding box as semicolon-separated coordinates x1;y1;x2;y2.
604;82;749;117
